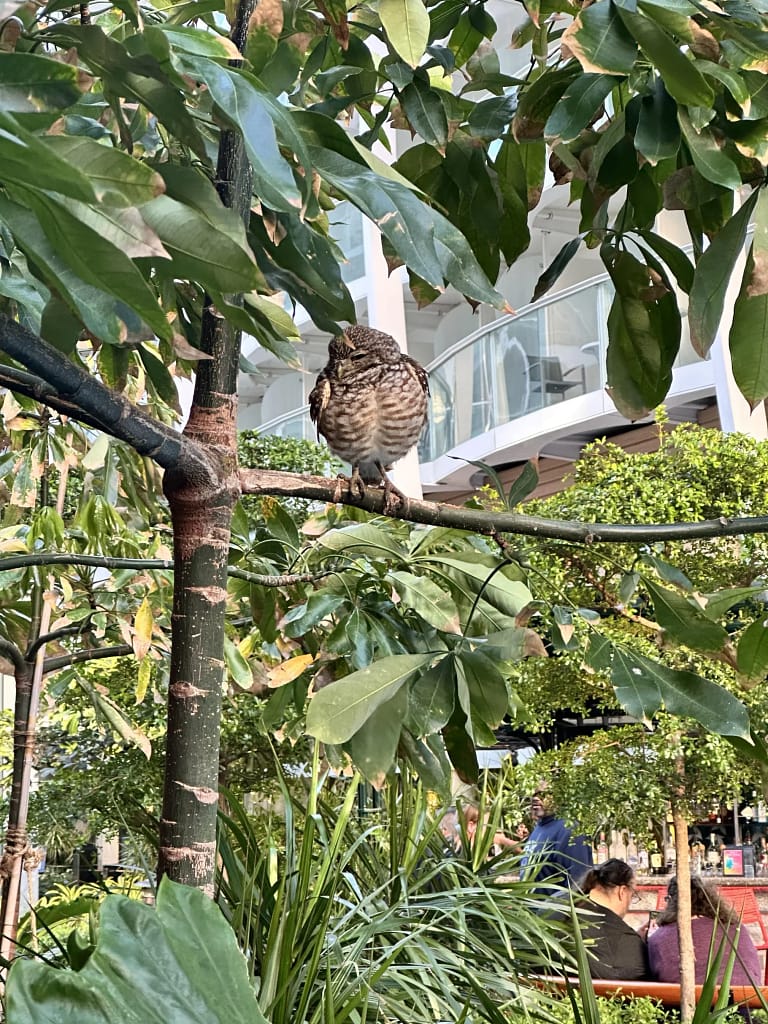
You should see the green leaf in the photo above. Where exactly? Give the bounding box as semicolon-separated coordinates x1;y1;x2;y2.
407;656;455;735
224;636;254;690
699;586;765;621
467;94;517;140
0;112;96;202
0;195;124;344
688;188;759;357
43;136;165;206
635;77;680;165
16;188;171;340
729;187;768;406
306;653;433;744
154;24;241;61
389;570;461;632
459;649;509;726
531;236;583;301
678;109;741;190
617;7;714;107
316;523;408;561
399;80;448;148
564;1;638;75
346;685;408;786
76;676;151;759
442;705;478;783
295;111;506;307
141;196;258;293
545;73;616;143
379;0;430;67
639;230;694;292
0;52;86;112
281;592;347;638
435;555;532;618
447;12;484;68
6;878;269;1024
643;578;728;651
608;645;750;738
737;619;768;681
186;60;304;213
513;65;580;141
506;461;539;507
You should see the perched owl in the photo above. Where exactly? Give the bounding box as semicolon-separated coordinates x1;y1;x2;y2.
309;325;429;510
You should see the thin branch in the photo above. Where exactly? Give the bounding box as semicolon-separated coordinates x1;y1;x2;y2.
239;468;768;544
0;640;25;678
26;622;93;661
43;644;133;675
0;314;214;482
0;553;327;587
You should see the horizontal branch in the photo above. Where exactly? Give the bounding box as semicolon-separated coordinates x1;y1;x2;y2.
0;553;325;587
240;468;768;544
0;314;213;481
43;644;133;674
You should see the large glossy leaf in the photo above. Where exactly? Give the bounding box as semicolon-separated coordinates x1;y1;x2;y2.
458;648;509;727
0;112;96;202
6;878;268;1024
643;578;728;651
389;570;460;632
43;136;165;206
616;7;714;107
602;244;679;417
688;188;758;356
346;685;409;786
431;554;532;618
407;656;455;735
306;653;433;744
513;65;580;141
563;2;638;76
730;187;768;405
635;77;680;165
16;187;171;340
379;0;430;67
294;111;506;307
737;619;768;681
0;52;86;112
316;523;408;561
604;644;750;738
678;109;741;190
141;196;258;292
42;26;208;160
0;196;124;344
185;59;307;213
468;94;517;139
399;79;448;148
545;73;615;143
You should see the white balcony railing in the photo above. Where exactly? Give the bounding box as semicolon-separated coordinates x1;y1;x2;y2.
257;271;698;461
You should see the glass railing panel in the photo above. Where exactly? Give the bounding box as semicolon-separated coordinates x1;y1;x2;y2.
259;407;314;442
330;201;366;285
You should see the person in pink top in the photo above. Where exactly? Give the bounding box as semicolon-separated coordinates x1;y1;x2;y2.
648;876;761;985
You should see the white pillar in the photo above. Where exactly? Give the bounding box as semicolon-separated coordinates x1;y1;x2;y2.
360;135;423;500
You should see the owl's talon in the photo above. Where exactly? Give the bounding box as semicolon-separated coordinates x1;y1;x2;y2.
380;473;408;516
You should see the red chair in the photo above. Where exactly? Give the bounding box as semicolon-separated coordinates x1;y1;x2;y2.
717;887;768;983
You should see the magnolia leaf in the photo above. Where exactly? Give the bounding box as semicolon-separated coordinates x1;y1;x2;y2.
268;653;315;688
132;597;154;661
76;677;152;759
379;0;430;68
346;686;408;787
689;188;759;357
224;636;254;690
563;1;638;75
306;653;433;744
730;188;768;405
644;578;728;651
407;656;455;736
42;136;166;206
737;619;768;681
135;657;152;705
389;570;461;632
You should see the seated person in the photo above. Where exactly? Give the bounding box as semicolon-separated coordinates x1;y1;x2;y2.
648;876;761;984
577;858;650;980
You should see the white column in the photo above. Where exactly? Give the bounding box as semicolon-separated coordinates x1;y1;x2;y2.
360;136;423;499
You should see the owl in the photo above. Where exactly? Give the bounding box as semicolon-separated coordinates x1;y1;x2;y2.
309;325;429;510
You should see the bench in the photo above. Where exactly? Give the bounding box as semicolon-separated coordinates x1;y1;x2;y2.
538;976;768;1009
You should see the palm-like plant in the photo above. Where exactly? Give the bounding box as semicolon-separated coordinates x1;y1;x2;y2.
215;749;573;1024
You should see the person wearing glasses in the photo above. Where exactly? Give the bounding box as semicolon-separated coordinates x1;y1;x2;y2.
577;859;650;980
520;782;593;890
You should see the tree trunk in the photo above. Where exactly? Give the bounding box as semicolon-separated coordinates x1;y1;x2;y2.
673;803;695;1022
157;0;254;889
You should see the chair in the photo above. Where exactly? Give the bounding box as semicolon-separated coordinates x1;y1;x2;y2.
717;886;768;983
528;356;586;400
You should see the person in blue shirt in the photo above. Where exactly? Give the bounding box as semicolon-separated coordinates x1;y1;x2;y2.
520;781;593;889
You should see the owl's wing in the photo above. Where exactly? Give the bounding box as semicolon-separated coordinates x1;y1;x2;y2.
308;373;332;436
404;356;429;396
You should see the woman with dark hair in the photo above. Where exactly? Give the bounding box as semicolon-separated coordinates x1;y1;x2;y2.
577;858;650;979
648;876;760;984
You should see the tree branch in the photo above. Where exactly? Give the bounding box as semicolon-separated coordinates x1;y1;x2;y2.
0;639;25;678
240;468;768;543
0;314;214;482
26;622;93;661
43;644;133;675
